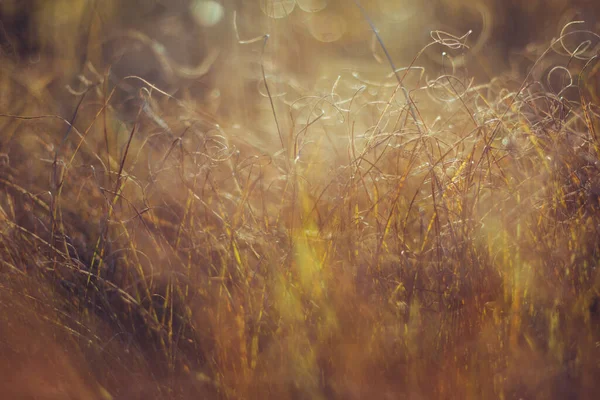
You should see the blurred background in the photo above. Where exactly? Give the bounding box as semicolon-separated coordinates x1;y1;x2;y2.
2;0;599;125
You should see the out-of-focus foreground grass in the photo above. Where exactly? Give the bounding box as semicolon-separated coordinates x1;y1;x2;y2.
1;1;600;398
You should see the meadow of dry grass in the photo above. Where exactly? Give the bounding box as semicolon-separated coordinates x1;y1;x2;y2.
0;1;600;399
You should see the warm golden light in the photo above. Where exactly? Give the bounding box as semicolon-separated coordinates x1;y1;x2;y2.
0;1;599;398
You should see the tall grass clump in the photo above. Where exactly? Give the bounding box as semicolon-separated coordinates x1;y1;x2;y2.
0;1;600;398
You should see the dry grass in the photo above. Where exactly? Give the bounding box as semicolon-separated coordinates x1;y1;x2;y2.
1;1;600;399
